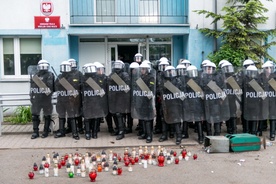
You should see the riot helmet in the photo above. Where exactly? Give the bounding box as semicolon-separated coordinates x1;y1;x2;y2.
158;60;170;72
82;63;91;74
201;59;211;69
68;58;77;69
176;64;186;76
139;62;151;74
221;62;234;73
246;65;258;78
180;59;191;68
129;62;140;69
134;53;143;63
218;60;229;69
112;60;125;73
262;61;274;74
84;63;97;74
186;65;198;78
94;61;105;75
142;60;152;69
203;62;216;74
243;59;255;69
60;61;72;73
164;66;177;78
37;59;50;71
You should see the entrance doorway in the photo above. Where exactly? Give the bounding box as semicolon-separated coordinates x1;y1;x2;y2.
118;45;138;64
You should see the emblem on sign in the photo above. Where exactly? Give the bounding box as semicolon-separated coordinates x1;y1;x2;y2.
40;0;54;16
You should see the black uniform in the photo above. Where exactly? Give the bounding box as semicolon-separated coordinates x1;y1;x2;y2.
54;71;82;140
30;70;55;139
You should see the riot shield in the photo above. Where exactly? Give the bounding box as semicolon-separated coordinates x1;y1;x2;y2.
243;75;268;121
265;74;276;119
161;76;184;124
55;72;82;118
30;70;54;116
201;72;230;123
183;77;205;122
108;71;131;114
82;73;108;119
28;65;38;76
131;69;156;120
224;72;243;118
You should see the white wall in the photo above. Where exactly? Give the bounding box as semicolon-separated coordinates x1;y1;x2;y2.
0;0;69;29
189;0;276;30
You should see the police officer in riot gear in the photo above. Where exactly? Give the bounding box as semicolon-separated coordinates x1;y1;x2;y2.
221;62;242;134
260;61;276;140
185;65;205;143
155;58;170;135
243;65;266;135
108;60;131;140
176;64;190;138
132;62;156;143
30;60;55;139
68;58;84;134
201;62;230;136
134;53;143;64
82;63;108;140
54;61;82;140
160;66;183;145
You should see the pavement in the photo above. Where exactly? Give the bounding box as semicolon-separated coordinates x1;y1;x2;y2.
0;120;200;150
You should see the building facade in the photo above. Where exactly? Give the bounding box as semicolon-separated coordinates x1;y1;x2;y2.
0;0;276;93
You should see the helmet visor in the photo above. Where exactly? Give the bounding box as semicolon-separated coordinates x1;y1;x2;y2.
164;69;177;78
37;63;49;71
222;65;234;73
84;65;97;73
60;64;71;72
187;69;198;78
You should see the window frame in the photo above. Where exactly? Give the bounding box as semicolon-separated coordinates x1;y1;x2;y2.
94;0;116;23
0;37;42;80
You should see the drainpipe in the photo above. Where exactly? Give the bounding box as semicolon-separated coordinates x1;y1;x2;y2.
214;0;218;52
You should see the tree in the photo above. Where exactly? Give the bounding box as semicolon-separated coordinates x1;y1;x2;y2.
195;0;276;66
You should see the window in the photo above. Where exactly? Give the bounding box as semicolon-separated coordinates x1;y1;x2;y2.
96;0;115;23
1;37;41;79
139;0;159;23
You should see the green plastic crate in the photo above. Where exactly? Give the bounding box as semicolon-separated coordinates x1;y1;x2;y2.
225;133;261;152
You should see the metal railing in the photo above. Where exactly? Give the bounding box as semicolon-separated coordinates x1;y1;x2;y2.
0;93;57;136
70;0;189;25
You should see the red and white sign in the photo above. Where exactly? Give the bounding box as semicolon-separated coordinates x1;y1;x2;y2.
34;16;60;29
41;0;54;16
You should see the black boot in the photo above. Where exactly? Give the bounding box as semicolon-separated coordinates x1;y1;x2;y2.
206;123;212;136
257;120;263;136
196;121;204;144
125;113;133;134
270;120;275;141
251;121;258;135
31;115;40;139
55;118;66;138
112;114;119;136
70;118;80;140
159;121;168;142
116;113;125;140
92;119;99;139
175;123;182;145
145;121;153;143
230;117;237;134
169;124;175;138
138;120;147;139
65;119;72;134
106;113;114;134
243;120;250;133
77;116;84;134
182;121;189;139
41;116;51;138
226;120;231;134
214;123;221;136
84;119;91;140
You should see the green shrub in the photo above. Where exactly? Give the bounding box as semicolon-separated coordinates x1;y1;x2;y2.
9;106;32;124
